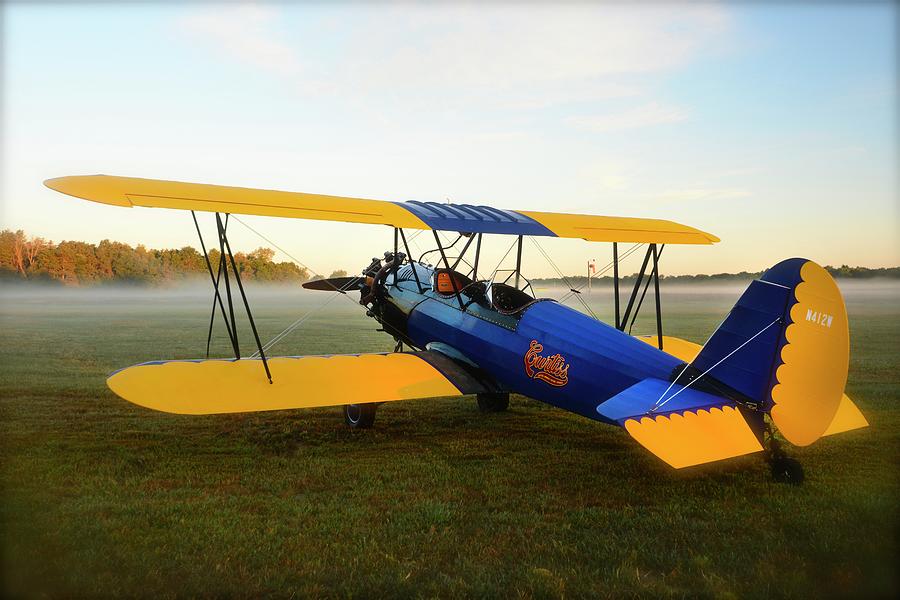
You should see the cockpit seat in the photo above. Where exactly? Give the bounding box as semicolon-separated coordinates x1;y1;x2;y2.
433;269;473;296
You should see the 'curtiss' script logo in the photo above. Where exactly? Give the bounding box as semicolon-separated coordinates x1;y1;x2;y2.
524;340;570;387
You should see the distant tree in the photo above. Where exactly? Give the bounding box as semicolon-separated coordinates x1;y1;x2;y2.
246;248;276;281
329;269;348;278
11;230;27;275
24;236;46;273
0;230;19;276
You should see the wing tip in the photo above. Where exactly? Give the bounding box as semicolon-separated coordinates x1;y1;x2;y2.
45;174;132;207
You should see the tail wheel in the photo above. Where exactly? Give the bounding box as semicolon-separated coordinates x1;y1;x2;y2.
770;456;804;485
477;392;509;413
344;403;377;428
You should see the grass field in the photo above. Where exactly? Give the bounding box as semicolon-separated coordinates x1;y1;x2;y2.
1;281;897;598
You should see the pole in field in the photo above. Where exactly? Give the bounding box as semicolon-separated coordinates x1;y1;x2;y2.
588;259;596;294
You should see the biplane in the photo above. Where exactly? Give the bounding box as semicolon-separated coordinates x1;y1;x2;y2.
45;175;868;483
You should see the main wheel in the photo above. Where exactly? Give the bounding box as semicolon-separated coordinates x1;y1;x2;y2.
476;392;509;413
343;403;377;428
770;456;804;485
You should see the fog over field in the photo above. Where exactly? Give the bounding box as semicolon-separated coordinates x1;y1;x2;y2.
2;278;897;323
2;277;896;314
2;278;896;360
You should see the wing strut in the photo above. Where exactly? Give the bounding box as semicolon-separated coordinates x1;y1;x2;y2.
613;243;666;350
191;211;273;383
207;216;231;356
613;242;620;328
471;233;483;281
652;244;663;351
432;231;467;311
397;228;424;293
216;213;273;384
192;211;239;357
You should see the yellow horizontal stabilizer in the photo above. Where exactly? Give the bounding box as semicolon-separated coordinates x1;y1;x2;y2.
44;175;719;244
624;405;763;469
107;354;463;415
634;335;703;363
822;394;868;437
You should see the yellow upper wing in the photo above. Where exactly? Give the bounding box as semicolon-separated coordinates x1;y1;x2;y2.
45;175;719;245
45;174;427;228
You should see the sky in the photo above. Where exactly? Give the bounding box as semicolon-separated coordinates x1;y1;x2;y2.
1;1;897;278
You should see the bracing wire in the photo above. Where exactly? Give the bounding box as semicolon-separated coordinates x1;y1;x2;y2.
557;242;644;304
230;215;369;354
649;317;782;413
528;237;599;320
231;215;426;356
250;277;361;358
232;215;324;280
486;236;521;283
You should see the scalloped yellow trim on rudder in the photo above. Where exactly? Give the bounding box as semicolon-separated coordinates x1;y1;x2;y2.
624;405;763;469
771;261;849;446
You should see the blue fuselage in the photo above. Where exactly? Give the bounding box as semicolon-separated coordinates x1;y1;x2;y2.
381;271;683;424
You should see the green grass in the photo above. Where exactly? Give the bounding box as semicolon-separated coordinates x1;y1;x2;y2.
1;282;897;598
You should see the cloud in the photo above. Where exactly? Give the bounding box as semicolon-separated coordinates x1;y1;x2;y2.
499;83;641;111
173;3;730;110
177;3;300;75
579;159;638;192
343;4;729;90
653;187;751;203
566;102;688;133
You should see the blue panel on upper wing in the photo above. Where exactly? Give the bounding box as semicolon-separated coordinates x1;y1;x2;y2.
597;378;732;424
396;200;557;236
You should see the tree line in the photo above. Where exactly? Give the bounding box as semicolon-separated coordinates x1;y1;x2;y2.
2;228;895;287
0;229;313;285
533;264;900;287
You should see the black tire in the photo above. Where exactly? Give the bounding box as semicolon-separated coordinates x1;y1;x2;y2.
343;403;377;428
770;456;804;485
476;392;509;413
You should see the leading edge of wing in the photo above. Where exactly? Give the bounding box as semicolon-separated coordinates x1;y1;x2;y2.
107;352;489;415
44;174;430;229
45;175;718;244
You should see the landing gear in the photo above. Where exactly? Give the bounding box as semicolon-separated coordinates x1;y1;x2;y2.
343;403;377;428
477;392;509;413
764;420;804;485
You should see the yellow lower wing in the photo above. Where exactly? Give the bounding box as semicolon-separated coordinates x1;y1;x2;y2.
107;354;464;415
634;335;703;363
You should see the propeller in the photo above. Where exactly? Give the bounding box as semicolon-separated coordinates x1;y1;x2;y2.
302;276;362;293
